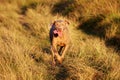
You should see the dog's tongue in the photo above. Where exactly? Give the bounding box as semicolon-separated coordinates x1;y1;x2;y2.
53;30;62;37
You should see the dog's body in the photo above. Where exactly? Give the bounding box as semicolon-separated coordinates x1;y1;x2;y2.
49;20;71;65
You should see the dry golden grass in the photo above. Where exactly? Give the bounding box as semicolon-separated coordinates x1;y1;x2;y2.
0;0;120;80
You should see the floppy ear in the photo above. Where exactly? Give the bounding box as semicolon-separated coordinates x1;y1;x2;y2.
52;20;57;26
48;21;54;30
49;21;56;28
64;20;70;25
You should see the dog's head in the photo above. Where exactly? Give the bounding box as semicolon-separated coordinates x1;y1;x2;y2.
50;20;69;37
52;20;69;37
52;20;69;32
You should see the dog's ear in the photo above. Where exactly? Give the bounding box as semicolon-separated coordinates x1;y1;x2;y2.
51;20;56;26
48;21;55;29
64;20;70;25
49;21;56;27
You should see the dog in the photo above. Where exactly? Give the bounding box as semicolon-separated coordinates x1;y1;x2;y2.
49;20;71;65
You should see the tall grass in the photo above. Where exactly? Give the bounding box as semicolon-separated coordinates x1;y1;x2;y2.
0;0;120;80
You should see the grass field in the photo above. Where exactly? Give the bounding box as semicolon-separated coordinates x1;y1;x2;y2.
0;0;120;80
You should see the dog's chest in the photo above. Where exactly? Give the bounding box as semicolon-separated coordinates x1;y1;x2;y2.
54;37;66;46
57;40;65;46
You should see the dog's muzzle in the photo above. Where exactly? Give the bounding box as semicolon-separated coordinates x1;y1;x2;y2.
53;29;62;37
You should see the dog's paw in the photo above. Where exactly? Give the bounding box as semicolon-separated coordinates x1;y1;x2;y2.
58;57;63;64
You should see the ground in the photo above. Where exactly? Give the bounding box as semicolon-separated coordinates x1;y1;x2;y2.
0;0;120;80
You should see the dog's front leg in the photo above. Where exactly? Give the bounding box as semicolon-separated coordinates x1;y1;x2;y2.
51;45;56;65
51;45;61;65
60;45;69;62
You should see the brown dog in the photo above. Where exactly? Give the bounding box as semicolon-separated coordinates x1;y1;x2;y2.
49;20;71;65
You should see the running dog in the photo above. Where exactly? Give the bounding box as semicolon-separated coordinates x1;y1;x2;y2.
49;20;71;65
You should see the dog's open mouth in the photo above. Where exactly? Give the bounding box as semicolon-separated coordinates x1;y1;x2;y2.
53;30;62;37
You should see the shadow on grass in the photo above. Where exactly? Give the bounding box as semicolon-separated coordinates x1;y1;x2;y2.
55;65;70;80
78;14;108;38
78;14;120;53
51;0;77;17
105;36;120;54
47;65;70;80
20;2;38;15
42;47;51;54
48;64;80;80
